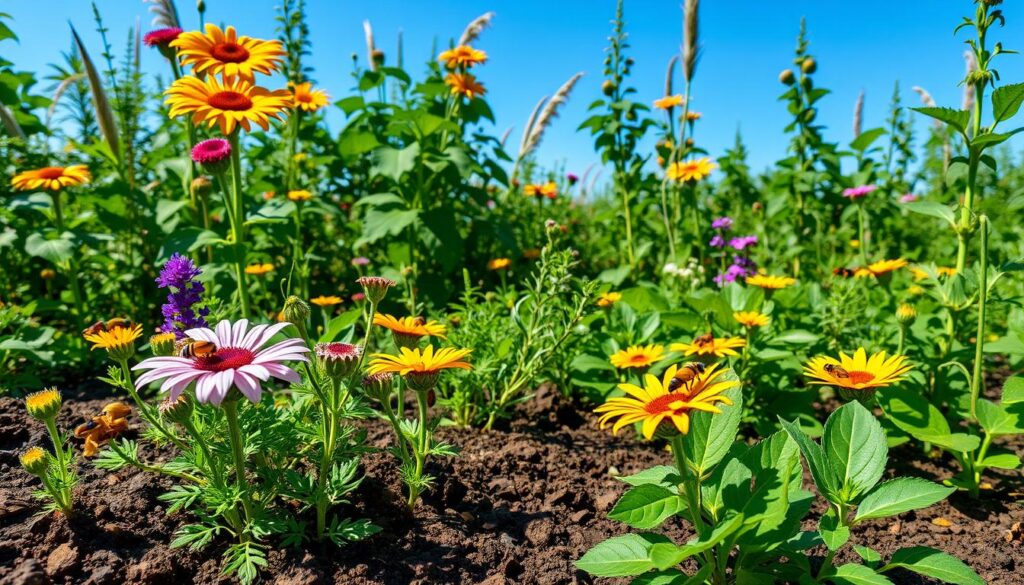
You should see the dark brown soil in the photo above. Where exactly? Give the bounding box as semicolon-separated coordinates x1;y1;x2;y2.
0;385;1021;585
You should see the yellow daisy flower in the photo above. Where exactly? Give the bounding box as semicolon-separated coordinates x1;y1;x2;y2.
597;292;622;308
287;189;313;202
374;314;446;347
865;258;907;276
745;274;796;290
11;165;91;192
445;72;485;99
171;23;285;81
671;334;746;358
165;75;292;135
733;311;769;328
609;344;665;370
290;82;329;112
653;94;684;109
244;262;274;276
25;388;62;420
666;157;716;182
595;363;737;439
488;258;512;271
438;45;488;69
367;345;472;391
20;446;49;475
804;348;912;400
685;111;702;121
310;295;343;307
84;322;143;354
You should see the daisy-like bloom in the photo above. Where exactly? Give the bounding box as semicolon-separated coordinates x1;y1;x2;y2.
11;165;91;192
133;320;309;405
171;24;285;81
595;363;737;439
609;344;665;370
803;348;912;402
733;311;769;328
310;295;343;307
244;262;274;276
842;185;877;199
149;332;179;356
315;342;362;380
666;158;716;182
937;266;957;278
287;189;313;202
745;274;796;290
191;138;232;174
290;82;329;112
20;446;49;476
143;27;183;48
84;322;144;361
671;334;746;358
25;388;62;421
164;75;291;136
368;345;472;391
685;111;702;122
374;314;446;348
653;94;684;109
351;257;370;267
597;291;622;308
445;72;486;99
488;258;512;271
438;45;488;69
356;276;395;304
523;182;558;198
859;258;907;278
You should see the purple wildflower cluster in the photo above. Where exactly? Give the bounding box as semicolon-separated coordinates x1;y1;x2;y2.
157;253;210;338
708;216;758;285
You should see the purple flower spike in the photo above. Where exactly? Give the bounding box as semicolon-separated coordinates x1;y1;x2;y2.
157;253;209;339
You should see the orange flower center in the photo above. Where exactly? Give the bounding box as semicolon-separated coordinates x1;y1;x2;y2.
210;42;250;63
37;167;66;179
296;93;312;103
645;393;689;415
629;354;650;365
194;347;255;371
208;91;253;111
847;371;875;385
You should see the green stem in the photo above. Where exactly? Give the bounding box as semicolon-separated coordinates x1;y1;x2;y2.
969;216;989;422
619;177;636;269
316;377;340;539
118;359;188;451
51;192;86;341
897;326;907;357
407;389;430;513
43;417;73;511
227;132;251;319
180;417;222;485
223;399;253;541
857;202;870;265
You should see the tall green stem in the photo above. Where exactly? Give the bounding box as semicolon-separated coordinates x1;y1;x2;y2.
857;202;870;265
316;377;341;538
969;216;989;422
50;192;86;340
227;132;252;319
407;389;430;513
223;399;253;541
43;417;73;512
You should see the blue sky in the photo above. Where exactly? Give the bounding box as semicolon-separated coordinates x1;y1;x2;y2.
5;1;1024;176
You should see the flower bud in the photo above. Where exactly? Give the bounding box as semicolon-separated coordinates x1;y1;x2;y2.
356;276;395;304
20;447;50;476
40;268;57;280
149;332;178;356
896;304;917;327
601;80;616;96
25;388;61;421
801;58;817;74
283;295;311;326
159;394;194;424
405;371;439;393
361;372;394;403
197;0;206;14
779;69;795;85
190;176;213;199
371;49;386;67
191;139;232;175
316;342;363;380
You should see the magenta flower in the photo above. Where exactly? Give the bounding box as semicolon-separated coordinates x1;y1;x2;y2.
899;193;918;203
842;185;877;199
711;217;733;230
729;235;758;250
133;320;309;406
709;235;725;248
567;173;579;185
144;27;182;48
191;139;232;174
351;257;370;267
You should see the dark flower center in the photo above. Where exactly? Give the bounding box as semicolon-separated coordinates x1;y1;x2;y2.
210;42;250;63
645;393;691;415
847;371;875;385
194;347;255;371
37;167;66;179
208;91;253;111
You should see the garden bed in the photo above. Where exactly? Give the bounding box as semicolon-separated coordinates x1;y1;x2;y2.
1;384;1021;585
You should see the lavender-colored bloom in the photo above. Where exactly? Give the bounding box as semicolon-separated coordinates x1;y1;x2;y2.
729;235;758;250
351;257;370;267
711;217;733;230
709;235;725;248
842;185;877;199
899;193;918;203
157;253;210;339
714;256;756;286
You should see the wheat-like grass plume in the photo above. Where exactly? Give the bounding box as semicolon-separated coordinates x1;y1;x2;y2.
682;0;700;83
520;72;584;158
458;12;495;46
46;74;86;125
853;90;864;139
145;0;181;29
70;24;120;162
665;55;678;98
363;20;377;70
499;126;513;148
518;96;549;157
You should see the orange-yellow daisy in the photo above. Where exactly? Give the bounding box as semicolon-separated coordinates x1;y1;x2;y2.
666;157;716;182
310;295;343;307
438;45;488;69
164;75;292;135
171;23;285;81
745;274;796;290
733;311;769;328
367;345;472;390
84;322;143;356
488;258;512;271
11;165;91;192
374;314;446;347
609;344;665;370
244;262;274;276
595;363;737;439
671;334;746;358
803;348;912;400
287;189;313;202
685;111;702;122
653;94;684;109
445;72;485;99
863;258;908;277
597;292;622;308
523;182;557;198
290;82;329;112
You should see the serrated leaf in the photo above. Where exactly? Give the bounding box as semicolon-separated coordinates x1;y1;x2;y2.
991;82;1024;122
682;381;743;475
912;107;970;134
780;417;839;500
819;508;850;551
853;478;953;523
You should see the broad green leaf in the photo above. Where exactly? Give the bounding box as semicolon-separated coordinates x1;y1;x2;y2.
850;127;886;152
359;207;419;245
971;127;1024;150
877;387;955;448
371;143;420;180
682;383;743;475
629;569;688;585
771;330;819;346
337;130;381;157
609;484;687;530
854;545;882;565
830;563;894;585
904;201;956;226
818;508;850;551
1002;376;1024;404
780;417;839;500
853;478;953;522
991;82;1024;123
575;533;669;577
976;399;1024;436
979;452;1021;470
882;546;983;585
823;402;887;499
25;233;74;264
911;107;969;134
616;465;681;488
648;514;744;570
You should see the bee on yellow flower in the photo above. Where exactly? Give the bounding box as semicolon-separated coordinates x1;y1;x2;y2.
597;292;622;308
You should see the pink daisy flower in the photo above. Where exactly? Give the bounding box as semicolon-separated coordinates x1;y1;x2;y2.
144;27;182;48
133;320;309;406
899;193;918;203
191;139;232;174
842;185;877;199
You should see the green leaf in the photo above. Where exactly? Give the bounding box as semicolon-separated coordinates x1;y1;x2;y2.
371;144;420;180
979;452;1021;470
616;465;682;488
780;417;839;500
830;563;894;585
882;547;983;585
682;382;743;475
991;82;1024;123
854;545;882;565
904;201;956;226
771;330;820;346
853;478;953;522
24;233;74;265
575;533;669;577
818;508;850;551
337;130;380;157
849;127;886;152
609;484;687;530
976;399;1024;436
823;402;887;500
1002;376;1024;404
911;107;970;134
971;127;1024;150
648;514;745;570
877;387;960;450
359;206;419;246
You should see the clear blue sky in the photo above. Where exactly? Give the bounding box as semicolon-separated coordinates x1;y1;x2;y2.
6;1;1024;176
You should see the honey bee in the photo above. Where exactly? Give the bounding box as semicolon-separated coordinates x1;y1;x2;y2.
178;339;217;359
668;362;706;391
823;363;850;379
82;318;134;337
74;402;132;457
832;267;856;278
693;332;714;346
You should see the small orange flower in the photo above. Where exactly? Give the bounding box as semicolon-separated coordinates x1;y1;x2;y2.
290;82;329;112
445;72;485;99
438;45;487;69
653;94;684;109
666;158;716;182
244;262;274;276
488;258;512;271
